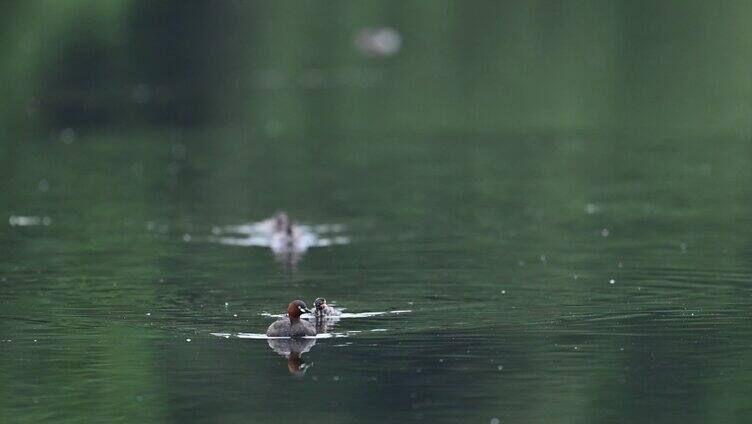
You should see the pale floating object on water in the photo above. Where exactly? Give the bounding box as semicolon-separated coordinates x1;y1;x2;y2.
59;127;76;144
609;279;615;284
9;215;51;226
355;27;402;57
584;203;600;214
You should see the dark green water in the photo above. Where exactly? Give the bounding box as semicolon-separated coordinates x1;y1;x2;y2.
3;129;752;423
3;1;752;423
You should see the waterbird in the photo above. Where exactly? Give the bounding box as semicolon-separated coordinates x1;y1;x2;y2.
269;212;297;252
266;300;317;337
314;297;342;317
313;297;342;333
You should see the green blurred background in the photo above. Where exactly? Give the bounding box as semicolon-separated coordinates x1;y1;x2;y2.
2;1;752;423
4;0;752;135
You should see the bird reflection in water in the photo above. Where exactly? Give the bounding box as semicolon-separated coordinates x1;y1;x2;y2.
267;337;317;377
314;314;342;335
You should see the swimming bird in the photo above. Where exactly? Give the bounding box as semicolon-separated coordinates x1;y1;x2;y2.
313;297;342;333
266;300;316;337
314;297;342;317
269;212;296;252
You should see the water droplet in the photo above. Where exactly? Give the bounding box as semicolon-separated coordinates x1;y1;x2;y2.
355;27;402;57
59;127;76;144
584;203;599;214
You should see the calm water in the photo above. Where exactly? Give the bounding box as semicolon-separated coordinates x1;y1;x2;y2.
3;1;752;423
3;130;752;423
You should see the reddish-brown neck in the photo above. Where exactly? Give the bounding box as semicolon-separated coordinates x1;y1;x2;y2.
287;303;301;321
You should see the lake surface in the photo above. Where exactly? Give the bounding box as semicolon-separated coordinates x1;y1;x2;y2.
3;2;752;423
3;128;752;423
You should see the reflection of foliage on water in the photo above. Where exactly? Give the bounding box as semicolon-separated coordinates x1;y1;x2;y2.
3;1;752;135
